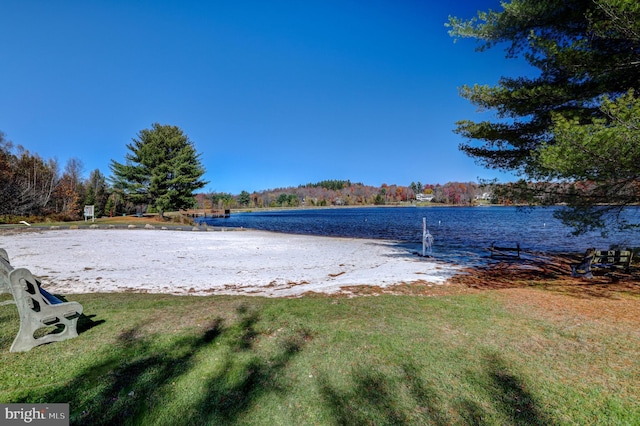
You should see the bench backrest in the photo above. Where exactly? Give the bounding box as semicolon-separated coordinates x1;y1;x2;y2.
1;249;64;305
0;248;13;296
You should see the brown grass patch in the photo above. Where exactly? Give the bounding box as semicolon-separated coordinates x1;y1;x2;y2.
336;281;477;297
494;287;640;326
448;252;640;294
447;252;640;325
319;251;639;326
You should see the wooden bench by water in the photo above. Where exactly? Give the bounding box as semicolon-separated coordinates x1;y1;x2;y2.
571;248;634;279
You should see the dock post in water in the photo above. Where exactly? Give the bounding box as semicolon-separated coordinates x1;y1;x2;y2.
422;217;433;257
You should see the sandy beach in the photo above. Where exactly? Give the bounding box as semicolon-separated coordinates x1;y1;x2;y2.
0;228;462;297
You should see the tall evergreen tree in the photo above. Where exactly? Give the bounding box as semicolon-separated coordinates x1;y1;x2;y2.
237;190;251;206
448;0;640;233
110;123;208;217
84;169;110;217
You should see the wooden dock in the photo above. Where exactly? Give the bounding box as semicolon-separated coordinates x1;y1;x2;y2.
180;209;230;218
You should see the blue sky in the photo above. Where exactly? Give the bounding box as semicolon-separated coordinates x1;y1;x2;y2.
1;0;532;194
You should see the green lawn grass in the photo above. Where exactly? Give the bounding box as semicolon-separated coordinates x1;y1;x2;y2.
1;291;638;425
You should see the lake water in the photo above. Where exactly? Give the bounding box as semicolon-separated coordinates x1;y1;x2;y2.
197;206;638;265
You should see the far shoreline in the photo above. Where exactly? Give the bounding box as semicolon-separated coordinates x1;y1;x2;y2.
229;202;510;214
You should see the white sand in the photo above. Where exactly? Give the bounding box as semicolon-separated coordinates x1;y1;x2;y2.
0;228;462;297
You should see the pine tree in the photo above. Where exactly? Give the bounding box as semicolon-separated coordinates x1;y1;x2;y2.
449;0;640;233
110;123;207;217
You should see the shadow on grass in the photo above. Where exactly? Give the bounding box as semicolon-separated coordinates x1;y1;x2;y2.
486;354;555;426
17;304;309;425
77;313;105;334
457;353;556;426
318;361;450;425
318;353;554;426
180;314;309;425
35;292;106;335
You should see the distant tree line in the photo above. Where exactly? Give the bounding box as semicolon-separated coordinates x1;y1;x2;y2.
199;180;491;210
302;180;360;191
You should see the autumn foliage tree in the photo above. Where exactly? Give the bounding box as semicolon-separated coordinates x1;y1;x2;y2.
52;158;84;219
0;133;58;217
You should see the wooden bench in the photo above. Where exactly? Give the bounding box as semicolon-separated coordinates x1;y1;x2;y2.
0;248;83;352
571;248;634;278
489;242;521;259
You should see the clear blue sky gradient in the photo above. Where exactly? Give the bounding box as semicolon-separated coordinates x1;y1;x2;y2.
1;0;532;194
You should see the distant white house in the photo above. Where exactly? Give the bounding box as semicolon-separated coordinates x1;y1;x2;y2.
475;192;492;200
416;194;434;202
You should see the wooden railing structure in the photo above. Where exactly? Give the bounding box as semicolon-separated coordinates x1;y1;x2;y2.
179;209;230;219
